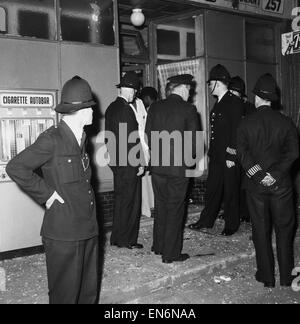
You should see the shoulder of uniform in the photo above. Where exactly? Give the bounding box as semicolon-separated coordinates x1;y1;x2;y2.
43;125;57;135
186;102;197;112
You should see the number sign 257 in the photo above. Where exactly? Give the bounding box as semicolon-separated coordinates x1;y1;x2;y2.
263;0;283;14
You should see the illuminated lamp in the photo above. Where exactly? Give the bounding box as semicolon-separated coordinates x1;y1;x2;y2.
130;8;145;27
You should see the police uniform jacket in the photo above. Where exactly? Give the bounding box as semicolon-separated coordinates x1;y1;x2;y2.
237;106;299;193
208;91;244;164
105;97;141;174
243;100;256;117
145;94;200;178
6;121;98;241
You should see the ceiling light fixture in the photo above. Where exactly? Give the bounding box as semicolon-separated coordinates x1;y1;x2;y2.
130;8;145;27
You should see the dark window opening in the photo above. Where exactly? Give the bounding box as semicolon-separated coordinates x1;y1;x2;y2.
61;16;90;43
60;0;115;45
157;30;180;56
187;32;196;57
18;10;49;39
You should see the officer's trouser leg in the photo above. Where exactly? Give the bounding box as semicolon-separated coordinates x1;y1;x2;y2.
152;174;168;254
223;164;240;232
247;192;275;284
111;168;141;246
270;187;295;285
43;237;99;304
198;163;224;228
163;176;189;260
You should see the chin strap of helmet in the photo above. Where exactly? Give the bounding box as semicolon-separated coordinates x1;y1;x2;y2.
210;80;218;95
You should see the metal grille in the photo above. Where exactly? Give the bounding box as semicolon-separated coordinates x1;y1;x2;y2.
0;119;54;162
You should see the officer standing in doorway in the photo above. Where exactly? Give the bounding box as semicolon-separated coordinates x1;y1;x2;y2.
237;74;299;288
6;76;99;304
189;65;244;236
145;74;201;263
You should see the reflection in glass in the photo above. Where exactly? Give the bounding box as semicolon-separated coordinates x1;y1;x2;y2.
246;22;276;64
60;0;115;45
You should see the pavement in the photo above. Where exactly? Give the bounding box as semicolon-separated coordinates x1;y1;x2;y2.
99;205;256;304
0;204;299;304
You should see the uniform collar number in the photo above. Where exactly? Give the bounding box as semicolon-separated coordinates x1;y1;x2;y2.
82;153;90;172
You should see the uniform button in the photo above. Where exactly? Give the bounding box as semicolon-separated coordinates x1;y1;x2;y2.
211;131;214;134
88;190;92;194
212;137;215;140
86;179;89;183
68;159;72;163
91;202;94;206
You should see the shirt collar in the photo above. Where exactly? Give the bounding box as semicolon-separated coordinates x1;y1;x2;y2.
62;119;84;146
218;90;229;103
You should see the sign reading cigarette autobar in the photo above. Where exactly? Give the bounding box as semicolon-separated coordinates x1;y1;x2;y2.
0;92;55;108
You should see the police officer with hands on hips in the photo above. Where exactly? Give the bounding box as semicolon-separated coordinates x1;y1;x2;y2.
237;74;299;288
105;71;144;250
189;65;244;236
145;74;201;263
6;76;99;304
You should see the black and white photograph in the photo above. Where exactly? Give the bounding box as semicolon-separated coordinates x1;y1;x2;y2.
0;0;300;307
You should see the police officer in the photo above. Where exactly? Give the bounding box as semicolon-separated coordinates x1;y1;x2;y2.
229;76;256;117
189;65;244;236
6;76;99;304
105;72;144;249
237;74;299;288
229;76;256;223
145;74;201;263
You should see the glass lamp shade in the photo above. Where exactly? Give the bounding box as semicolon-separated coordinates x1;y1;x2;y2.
130;9;145;27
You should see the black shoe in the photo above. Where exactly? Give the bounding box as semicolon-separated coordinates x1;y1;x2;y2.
188;222;206;230
151;246;162;255
162;254;190;264
255;273;275;288
264;282;275;288
128;243;144;250
280;276;296;287
220;229;236;236
111;243;143;249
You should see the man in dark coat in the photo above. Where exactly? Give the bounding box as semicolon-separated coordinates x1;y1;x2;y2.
229;76;256;223
237;74;299;288
145;74;201;263
189;65;244;236
105;72;144;250
6;76;99;304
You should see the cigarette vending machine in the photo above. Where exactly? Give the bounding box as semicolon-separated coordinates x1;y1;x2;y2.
0;89;57;253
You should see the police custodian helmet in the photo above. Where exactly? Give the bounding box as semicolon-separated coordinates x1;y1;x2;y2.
229;76;246;97
253;73;279;102
55;76;96;114
207;64;231;85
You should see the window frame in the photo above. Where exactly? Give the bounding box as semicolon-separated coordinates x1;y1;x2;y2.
0;0;118;47
120;29;149;64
